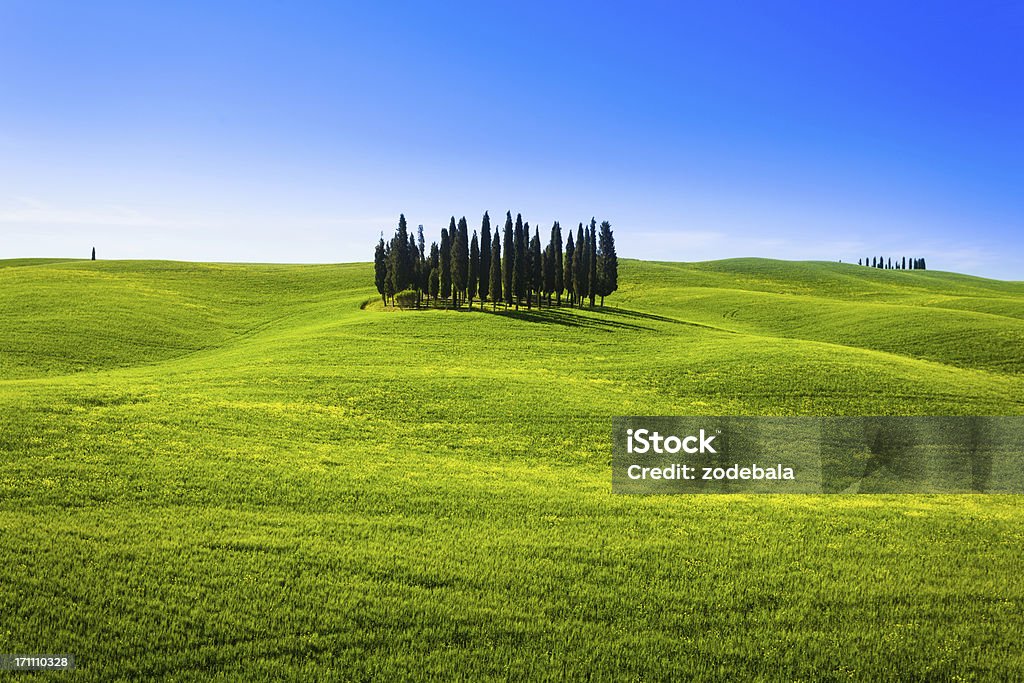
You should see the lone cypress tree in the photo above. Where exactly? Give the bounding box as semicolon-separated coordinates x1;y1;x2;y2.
374;237;388;304
479;212;491;303
489;231;502;310
91;247;96;261
564;230;576;306
468;231;479;309
440;226;452;304
502;212;514;308
552;222;563;305
596;220;618;306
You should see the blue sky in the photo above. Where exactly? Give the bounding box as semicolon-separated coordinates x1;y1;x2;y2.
1;1;1022;278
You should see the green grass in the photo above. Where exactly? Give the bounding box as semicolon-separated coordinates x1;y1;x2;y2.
1;257;1023;680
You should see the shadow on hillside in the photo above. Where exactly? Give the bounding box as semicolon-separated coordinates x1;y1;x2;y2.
598;305;685;325
372;298;686;332
599;305;733;334
489;306;652;331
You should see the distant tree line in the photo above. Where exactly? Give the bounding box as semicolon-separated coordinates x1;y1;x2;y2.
856;256;927;270
374;212;618;310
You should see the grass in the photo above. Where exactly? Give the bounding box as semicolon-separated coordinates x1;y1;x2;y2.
1;257;1023;680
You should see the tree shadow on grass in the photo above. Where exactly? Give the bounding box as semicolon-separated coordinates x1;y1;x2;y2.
488;305;652;332
387;300;694;333
598;305;684;325
600;304;736;333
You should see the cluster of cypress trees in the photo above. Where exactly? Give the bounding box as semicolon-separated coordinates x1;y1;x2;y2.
374;212;618;310
857;256;927;270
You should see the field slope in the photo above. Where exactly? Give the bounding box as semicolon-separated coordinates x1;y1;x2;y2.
1;258;1023;680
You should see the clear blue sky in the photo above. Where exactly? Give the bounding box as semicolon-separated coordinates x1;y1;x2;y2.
1;1;1022;278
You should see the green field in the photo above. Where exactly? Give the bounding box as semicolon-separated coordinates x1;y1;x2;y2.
2;257;1023;680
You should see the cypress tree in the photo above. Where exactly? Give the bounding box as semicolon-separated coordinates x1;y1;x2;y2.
587;219;598;307
384;241;395;305
565;229;577;305
392;214;411;291
502;212;514;307
479;212;491;303
920;257;927;270
374;237;388;304
448;216;460;306
440;226;452;304
572;223;586;308
387;236;399;297
536;227;544;307
469;231;479;309
428;242;440;301
417;224;426;260
513;213;525;308
409;232;421;305
429;266;439;301
452;216;469;307
596;220;618;306
420;241;430;300
543;244;554;305
489;231;502;310
887;257;892;269
521;219;531;309
552;221;563;305
91;247;96;260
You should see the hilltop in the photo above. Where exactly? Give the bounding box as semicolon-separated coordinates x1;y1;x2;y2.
1;257;1022;412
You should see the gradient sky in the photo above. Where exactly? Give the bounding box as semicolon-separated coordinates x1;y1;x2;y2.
1;1;1022;278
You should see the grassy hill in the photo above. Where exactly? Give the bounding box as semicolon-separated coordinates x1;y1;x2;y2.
1;257;1023;680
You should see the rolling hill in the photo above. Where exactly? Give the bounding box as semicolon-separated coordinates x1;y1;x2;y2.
1;257;1022;680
